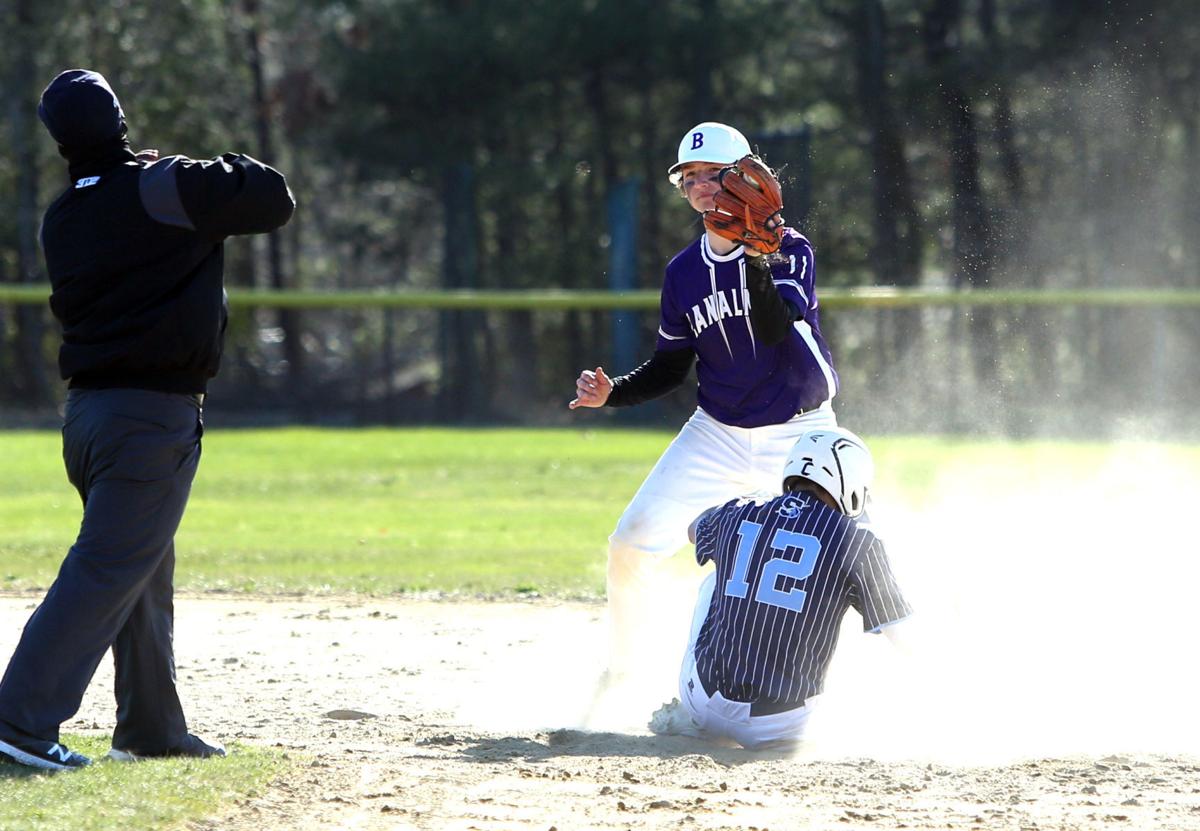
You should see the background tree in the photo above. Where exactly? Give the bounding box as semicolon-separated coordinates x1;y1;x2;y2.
1;0;1196;437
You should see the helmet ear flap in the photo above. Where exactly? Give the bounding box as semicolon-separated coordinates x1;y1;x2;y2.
848;487;868;515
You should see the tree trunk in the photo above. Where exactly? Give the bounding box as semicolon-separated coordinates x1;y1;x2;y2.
0;258;11;400
638;71;662;290
853;0;922;289
1183;112;1200;289
243;0;304;404
841;0;924;366
925;0;998;388
487;133;539;418
584;65;616;375
980;0;1047;427
1179;108;1200;414
685;0;717;124
437;162;481;422
10;0;52;406
980;0;1025;216
549;78;588;388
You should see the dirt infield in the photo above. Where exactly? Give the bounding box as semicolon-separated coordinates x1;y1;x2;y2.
3;593;1199;830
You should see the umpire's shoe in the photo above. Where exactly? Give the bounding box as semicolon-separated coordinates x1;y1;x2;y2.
106;733;226;762
0;735;92;771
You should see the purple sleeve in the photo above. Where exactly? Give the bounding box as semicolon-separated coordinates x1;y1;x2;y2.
655;271;692;351
771;234;816;318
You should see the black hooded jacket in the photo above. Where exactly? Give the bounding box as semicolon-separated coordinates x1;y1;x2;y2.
41;141;294;394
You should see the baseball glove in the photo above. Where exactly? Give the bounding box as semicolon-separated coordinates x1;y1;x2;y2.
703;155;785;255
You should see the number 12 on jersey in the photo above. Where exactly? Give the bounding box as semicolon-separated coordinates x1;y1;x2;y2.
724;520;822;613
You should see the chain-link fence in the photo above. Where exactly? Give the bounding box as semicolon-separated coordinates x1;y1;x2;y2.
2;289;1198;440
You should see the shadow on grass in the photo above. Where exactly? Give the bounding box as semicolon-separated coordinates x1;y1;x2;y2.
0;757;52;779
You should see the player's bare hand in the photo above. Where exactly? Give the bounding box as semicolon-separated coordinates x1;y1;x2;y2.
569;366;612;409
135;148;160;162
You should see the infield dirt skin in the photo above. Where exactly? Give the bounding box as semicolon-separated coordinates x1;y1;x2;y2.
3;594;1198;830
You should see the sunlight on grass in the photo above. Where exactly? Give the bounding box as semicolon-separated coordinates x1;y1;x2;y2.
3;427;1196;597
1;427;666;596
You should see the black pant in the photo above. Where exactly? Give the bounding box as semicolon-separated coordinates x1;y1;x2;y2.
0;388;202;752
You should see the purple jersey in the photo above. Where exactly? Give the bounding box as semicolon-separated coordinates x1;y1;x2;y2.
693;493;911;708
655;229;838;428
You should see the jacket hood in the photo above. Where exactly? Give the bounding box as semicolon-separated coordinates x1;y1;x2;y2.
38;69;127;150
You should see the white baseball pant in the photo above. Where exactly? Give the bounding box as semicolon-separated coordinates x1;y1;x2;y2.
678;573;814;749
606;403;837;676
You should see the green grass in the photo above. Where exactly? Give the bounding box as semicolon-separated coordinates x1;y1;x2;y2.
2;428;1198;597
0;427;672;596
0;737;284;831
0;427;1198;828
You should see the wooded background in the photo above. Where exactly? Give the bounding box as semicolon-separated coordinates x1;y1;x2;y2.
2;0;1197;437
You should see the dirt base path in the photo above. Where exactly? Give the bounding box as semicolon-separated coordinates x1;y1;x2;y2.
3;594;1199;830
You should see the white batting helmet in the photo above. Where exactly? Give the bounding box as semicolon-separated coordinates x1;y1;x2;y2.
668;122;751;183
781;427;875;518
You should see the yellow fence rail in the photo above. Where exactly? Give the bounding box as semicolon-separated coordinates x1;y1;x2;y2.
2;284;1199;309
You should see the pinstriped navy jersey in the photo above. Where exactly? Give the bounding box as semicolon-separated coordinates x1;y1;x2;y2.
654;228;838;428
692;492;911;709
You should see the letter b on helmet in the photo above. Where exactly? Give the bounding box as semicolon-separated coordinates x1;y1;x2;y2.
669;121;752;181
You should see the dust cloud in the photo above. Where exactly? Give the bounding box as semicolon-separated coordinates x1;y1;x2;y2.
811;442;1200;763
453;441;1199;765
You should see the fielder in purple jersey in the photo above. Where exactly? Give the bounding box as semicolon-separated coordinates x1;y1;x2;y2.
650;427;911;749
656;225;836;427
570;122;841;681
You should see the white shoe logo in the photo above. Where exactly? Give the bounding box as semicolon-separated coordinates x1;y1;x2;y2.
47;743;72;762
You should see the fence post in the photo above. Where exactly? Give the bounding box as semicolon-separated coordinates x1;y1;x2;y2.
607;177;641;375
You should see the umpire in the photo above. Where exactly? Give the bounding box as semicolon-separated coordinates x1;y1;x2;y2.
0;69;294;771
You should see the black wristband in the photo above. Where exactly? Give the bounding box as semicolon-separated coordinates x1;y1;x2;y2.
746;263;796;345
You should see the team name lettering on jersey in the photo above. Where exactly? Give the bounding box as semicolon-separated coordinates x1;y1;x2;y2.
75;176;101;189
688;287;751;337
656;230;838;427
